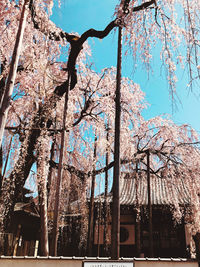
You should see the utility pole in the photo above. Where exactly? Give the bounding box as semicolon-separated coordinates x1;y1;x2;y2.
0;0;29;147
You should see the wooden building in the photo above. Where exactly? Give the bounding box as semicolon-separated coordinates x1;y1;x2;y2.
61;173;192;258
0;192;40;256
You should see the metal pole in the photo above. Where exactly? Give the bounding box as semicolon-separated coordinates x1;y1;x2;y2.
111;25;122;260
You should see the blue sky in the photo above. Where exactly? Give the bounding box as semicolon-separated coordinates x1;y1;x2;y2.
51;0;200;132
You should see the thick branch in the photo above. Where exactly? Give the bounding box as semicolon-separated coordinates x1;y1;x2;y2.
80;20;117;43
132;0;156;12
29;0;156;91
64;165;86;181
61;157;145;182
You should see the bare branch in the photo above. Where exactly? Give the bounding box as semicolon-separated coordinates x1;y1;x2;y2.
132;0;156;12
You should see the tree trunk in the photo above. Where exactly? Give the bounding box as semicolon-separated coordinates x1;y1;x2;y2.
111;26;122;260
47;139;56;201
0;63;7;109
38;181;49;256
0;146;3;191
0;0;29;148
193;233;200;261
36;130;50;256
38;182;49;256
0;79;68;233
2;136;13;180
87;134;97;256
50;76;70;256
0;125;36;233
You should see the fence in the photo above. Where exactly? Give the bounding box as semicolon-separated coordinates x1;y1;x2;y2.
0;233;39;256
0;257;198;267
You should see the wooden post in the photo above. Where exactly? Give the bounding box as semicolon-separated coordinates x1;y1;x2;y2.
136;214;141;257
147;150;153;257
51;76;70;256
87;134;97;256
135;161;141;257
111;25;122;260
23;240;28;256
34;240;39;257
103;125;110;256
13;224;21;256
97;198;101;257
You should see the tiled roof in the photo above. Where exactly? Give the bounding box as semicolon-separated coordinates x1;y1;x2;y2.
96;173;190;206
118;173;190;205
14;201;40;217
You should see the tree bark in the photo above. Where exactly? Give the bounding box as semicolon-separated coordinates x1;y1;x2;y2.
0;63;7;108
0;127;36;232
111;26;122;260
36;130;50;256
0;0;29;148
193;233;200;261
0;146;3;191
47;138;56;201
2;136;13;180
0;78;68;233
